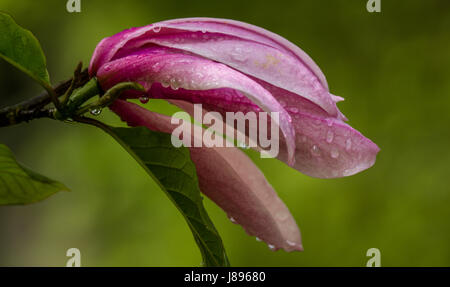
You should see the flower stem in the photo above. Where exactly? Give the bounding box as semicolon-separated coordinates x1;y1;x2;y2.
75;82;144;116
56;77;101;119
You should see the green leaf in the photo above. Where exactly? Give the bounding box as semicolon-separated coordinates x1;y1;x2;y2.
0;12;51;89
104;125;230;267
0;144;69;205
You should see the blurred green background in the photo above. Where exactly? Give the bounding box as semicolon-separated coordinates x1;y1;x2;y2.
0;0;449;266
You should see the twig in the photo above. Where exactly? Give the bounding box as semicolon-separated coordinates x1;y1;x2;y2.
0;68;89;127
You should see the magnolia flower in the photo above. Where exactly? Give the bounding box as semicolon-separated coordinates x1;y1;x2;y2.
89;18;379;252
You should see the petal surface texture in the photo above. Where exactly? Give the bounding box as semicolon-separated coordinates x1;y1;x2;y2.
89;18;343;120
149;85;380;178
90;18;380;178
97;48;296;165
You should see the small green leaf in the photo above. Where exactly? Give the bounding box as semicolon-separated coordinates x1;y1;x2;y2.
0;144;69;205
105;126;230;267
0;12;51;89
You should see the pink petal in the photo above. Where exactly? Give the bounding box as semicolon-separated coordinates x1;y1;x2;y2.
110;99;303;252
160;18;329;90
280;112;380;178
89;26;144;76
89;18;342;119
97;48;296;166
154;90;379;178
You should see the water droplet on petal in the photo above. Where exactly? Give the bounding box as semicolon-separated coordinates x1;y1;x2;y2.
152;25;161;33
90;108;102;116
268;244;276;251
311;145;320;156
152;62;161;72
170;78;181;90
326;130;334;143
330;148;339;158
286;240;297;247
256;237;262;242
346;138;352;151
230;47;248;62
229;217;236;223
139;96;149;104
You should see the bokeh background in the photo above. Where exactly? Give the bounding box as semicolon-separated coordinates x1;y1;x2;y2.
0;0;449;266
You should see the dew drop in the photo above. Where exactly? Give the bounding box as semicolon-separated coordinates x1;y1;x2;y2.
286;240;297;247
311;145;320;156
90;108;102;116
326;130;334;143
152;63;161;71
256;237;262;242
345;138;352;151
229;217;236;223
152;25;161;33
170;78;181;90
139;96;149;104
268;244;276;251
230;47;248;62
330;148;339;158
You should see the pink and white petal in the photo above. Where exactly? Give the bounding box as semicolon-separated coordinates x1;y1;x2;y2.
89;26;173;75
158;17;329;90
110;29;340;118
110;100;303;252
89;18;341;118
90;18;329;91
89;26;145;75
278;112;380;178
154;93;379;179
97;50;296;166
